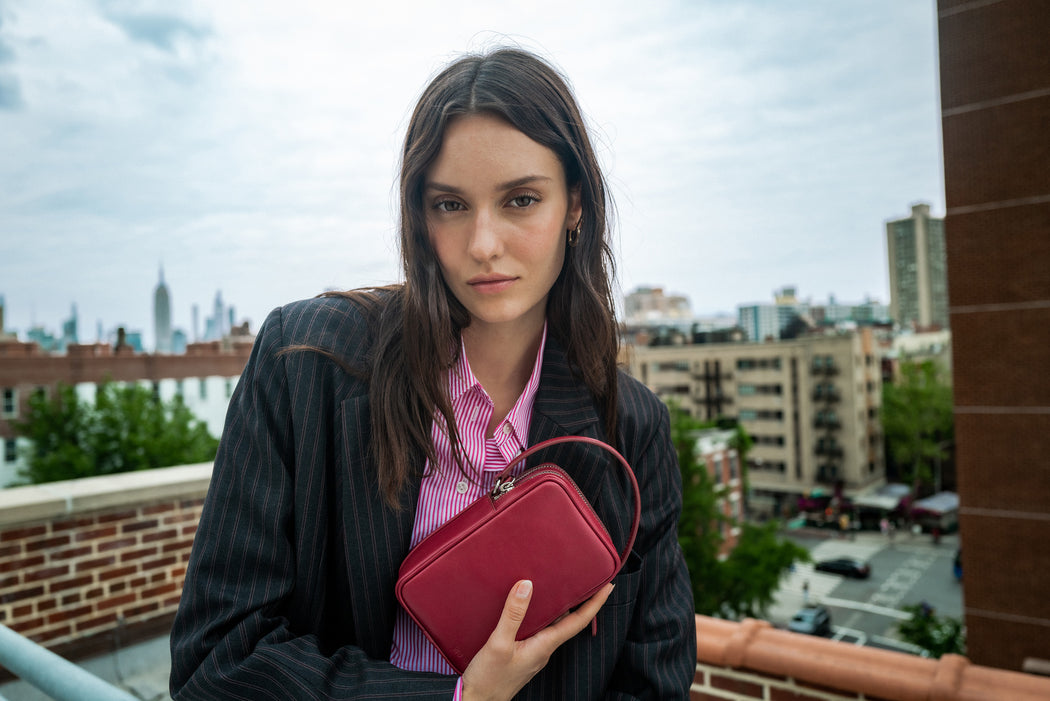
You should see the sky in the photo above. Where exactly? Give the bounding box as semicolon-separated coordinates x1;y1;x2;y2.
0;0;945;349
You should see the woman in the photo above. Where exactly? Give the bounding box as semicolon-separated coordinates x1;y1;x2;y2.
170;47;696;700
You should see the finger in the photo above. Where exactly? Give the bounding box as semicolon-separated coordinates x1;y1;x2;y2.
491;579;533;644
537;582;614;644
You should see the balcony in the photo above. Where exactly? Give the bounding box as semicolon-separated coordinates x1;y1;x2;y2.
810;359;840;376
814;413;842;430
815;441;844;458
813;385;841;403
816;464;840;483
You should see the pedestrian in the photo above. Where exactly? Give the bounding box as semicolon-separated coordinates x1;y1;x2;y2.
803;580;810;605
169;47;697;700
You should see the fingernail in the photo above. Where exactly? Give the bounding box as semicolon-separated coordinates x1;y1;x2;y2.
517;580;533;598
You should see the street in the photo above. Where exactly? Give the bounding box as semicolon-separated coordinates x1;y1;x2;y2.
767;527;963;654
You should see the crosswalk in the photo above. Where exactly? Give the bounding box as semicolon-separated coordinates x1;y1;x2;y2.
777;538;884;605
867;552;938;609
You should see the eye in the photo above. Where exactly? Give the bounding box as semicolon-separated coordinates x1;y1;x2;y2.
433;198;465;213
508;192;540;208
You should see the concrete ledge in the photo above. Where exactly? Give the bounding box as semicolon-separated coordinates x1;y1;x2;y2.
696;615;1050;701
0;463;213;527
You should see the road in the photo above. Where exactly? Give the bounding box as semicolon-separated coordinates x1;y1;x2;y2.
767;527;962;654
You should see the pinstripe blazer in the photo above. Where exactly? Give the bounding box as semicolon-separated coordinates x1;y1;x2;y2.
169;294;696;700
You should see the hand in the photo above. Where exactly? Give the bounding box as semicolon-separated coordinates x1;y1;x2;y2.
461;579;614;701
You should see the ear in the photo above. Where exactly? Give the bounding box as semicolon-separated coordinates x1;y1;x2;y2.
565;185;583;231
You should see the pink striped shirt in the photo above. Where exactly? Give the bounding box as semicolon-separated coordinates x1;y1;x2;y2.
390;325;547;686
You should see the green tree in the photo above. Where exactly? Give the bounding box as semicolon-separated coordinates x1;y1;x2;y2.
672;404;809;618
12;385;96;483
896;603;965;657
13;381;219;486
882;360;953;493
719;521;810;619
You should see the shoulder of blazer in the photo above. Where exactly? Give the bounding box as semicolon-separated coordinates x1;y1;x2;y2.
274;291;397;369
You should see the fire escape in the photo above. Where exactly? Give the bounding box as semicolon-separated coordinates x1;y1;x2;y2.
812;356;842;485
692;359;732;421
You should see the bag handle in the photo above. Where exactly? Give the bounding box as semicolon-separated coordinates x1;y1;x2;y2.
492;435;641;565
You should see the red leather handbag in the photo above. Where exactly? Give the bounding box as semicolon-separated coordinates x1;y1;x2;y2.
395;435;641;674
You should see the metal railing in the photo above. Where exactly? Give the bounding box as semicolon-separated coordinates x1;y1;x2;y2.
0;623;140;701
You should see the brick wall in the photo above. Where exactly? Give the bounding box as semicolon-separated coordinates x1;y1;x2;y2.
0;463;209;661
0;498;202;648
691;664;864;701
937;0;1050;671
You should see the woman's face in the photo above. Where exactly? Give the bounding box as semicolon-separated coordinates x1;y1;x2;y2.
425;113;581;341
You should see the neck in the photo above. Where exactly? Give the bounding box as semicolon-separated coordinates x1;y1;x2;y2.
461;321;544;434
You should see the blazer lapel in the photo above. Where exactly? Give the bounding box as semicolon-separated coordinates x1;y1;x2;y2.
529;335;602;442
529;337;635;556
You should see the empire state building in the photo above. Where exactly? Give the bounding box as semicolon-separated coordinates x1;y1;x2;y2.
154;266;172;353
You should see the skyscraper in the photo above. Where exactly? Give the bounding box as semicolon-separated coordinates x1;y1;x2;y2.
885;203;949;329
154;266;172;353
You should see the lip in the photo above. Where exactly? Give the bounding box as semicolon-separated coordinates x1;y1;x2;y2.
467;275;517;294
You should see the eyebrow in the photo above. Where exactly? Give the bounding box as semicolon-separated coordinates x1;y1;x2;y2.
424;174;553;194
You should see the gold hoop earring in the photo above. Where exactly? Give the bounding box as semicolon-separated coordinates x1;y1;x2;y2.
567;220;582;247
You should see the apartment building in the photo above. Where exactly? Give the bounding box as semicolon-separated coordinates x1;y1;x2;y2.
624;328;884;518
886;203;949;330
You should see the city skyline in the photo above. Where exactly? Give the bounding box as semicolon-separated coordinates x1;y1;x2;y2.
0;1;944;350
2;270;903;349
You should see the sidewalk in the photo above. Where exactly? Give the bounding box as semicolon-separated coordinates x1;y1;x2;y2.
0;633;171;701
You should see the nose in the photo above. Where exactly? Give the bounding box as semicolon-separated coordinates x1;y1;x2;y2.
466;208;502;262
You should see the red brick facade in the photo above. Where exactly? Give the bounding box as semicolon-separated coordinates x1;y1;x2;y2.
0;495;202;649
938;0;1050;671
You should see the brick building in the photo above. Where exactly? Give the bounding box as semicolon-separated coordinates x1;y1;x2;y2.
937;0;1050;672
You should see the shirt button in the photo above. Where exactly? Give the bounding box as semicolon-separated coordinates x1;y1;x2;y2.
456;480;468;494
502;424;512;435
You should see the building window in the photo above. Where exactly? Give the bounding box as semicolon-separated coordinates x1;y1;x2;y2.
199;378;207;400
4;439;16;463
225;379;233;399
2;388;16;418
739;409;783;422
175;379;184;398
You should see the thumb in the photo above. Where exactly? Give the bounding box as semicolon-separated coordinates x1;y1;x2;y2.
494;579;533;641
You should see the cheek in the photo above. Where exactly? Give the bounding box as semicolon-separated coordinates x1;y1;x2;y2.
426;226;453;272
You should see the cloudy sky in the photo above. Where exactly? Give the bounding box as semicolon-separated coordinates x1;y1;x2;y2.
0;0;944;348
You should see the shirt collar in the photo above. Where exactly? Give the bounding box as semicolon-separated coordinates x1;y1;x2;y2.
448;322;547;448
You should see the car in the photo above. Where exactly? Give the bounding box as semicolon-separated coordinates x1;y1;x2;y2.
788;605;832;636
814;557;871;578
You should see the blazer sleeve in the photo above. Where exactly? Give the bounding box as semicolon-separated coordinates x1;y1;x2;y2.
169;305;457;700
605;385;697;699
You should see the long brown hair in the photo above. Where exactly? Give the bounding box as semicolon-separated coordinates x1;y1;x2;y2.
344;48;619;507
